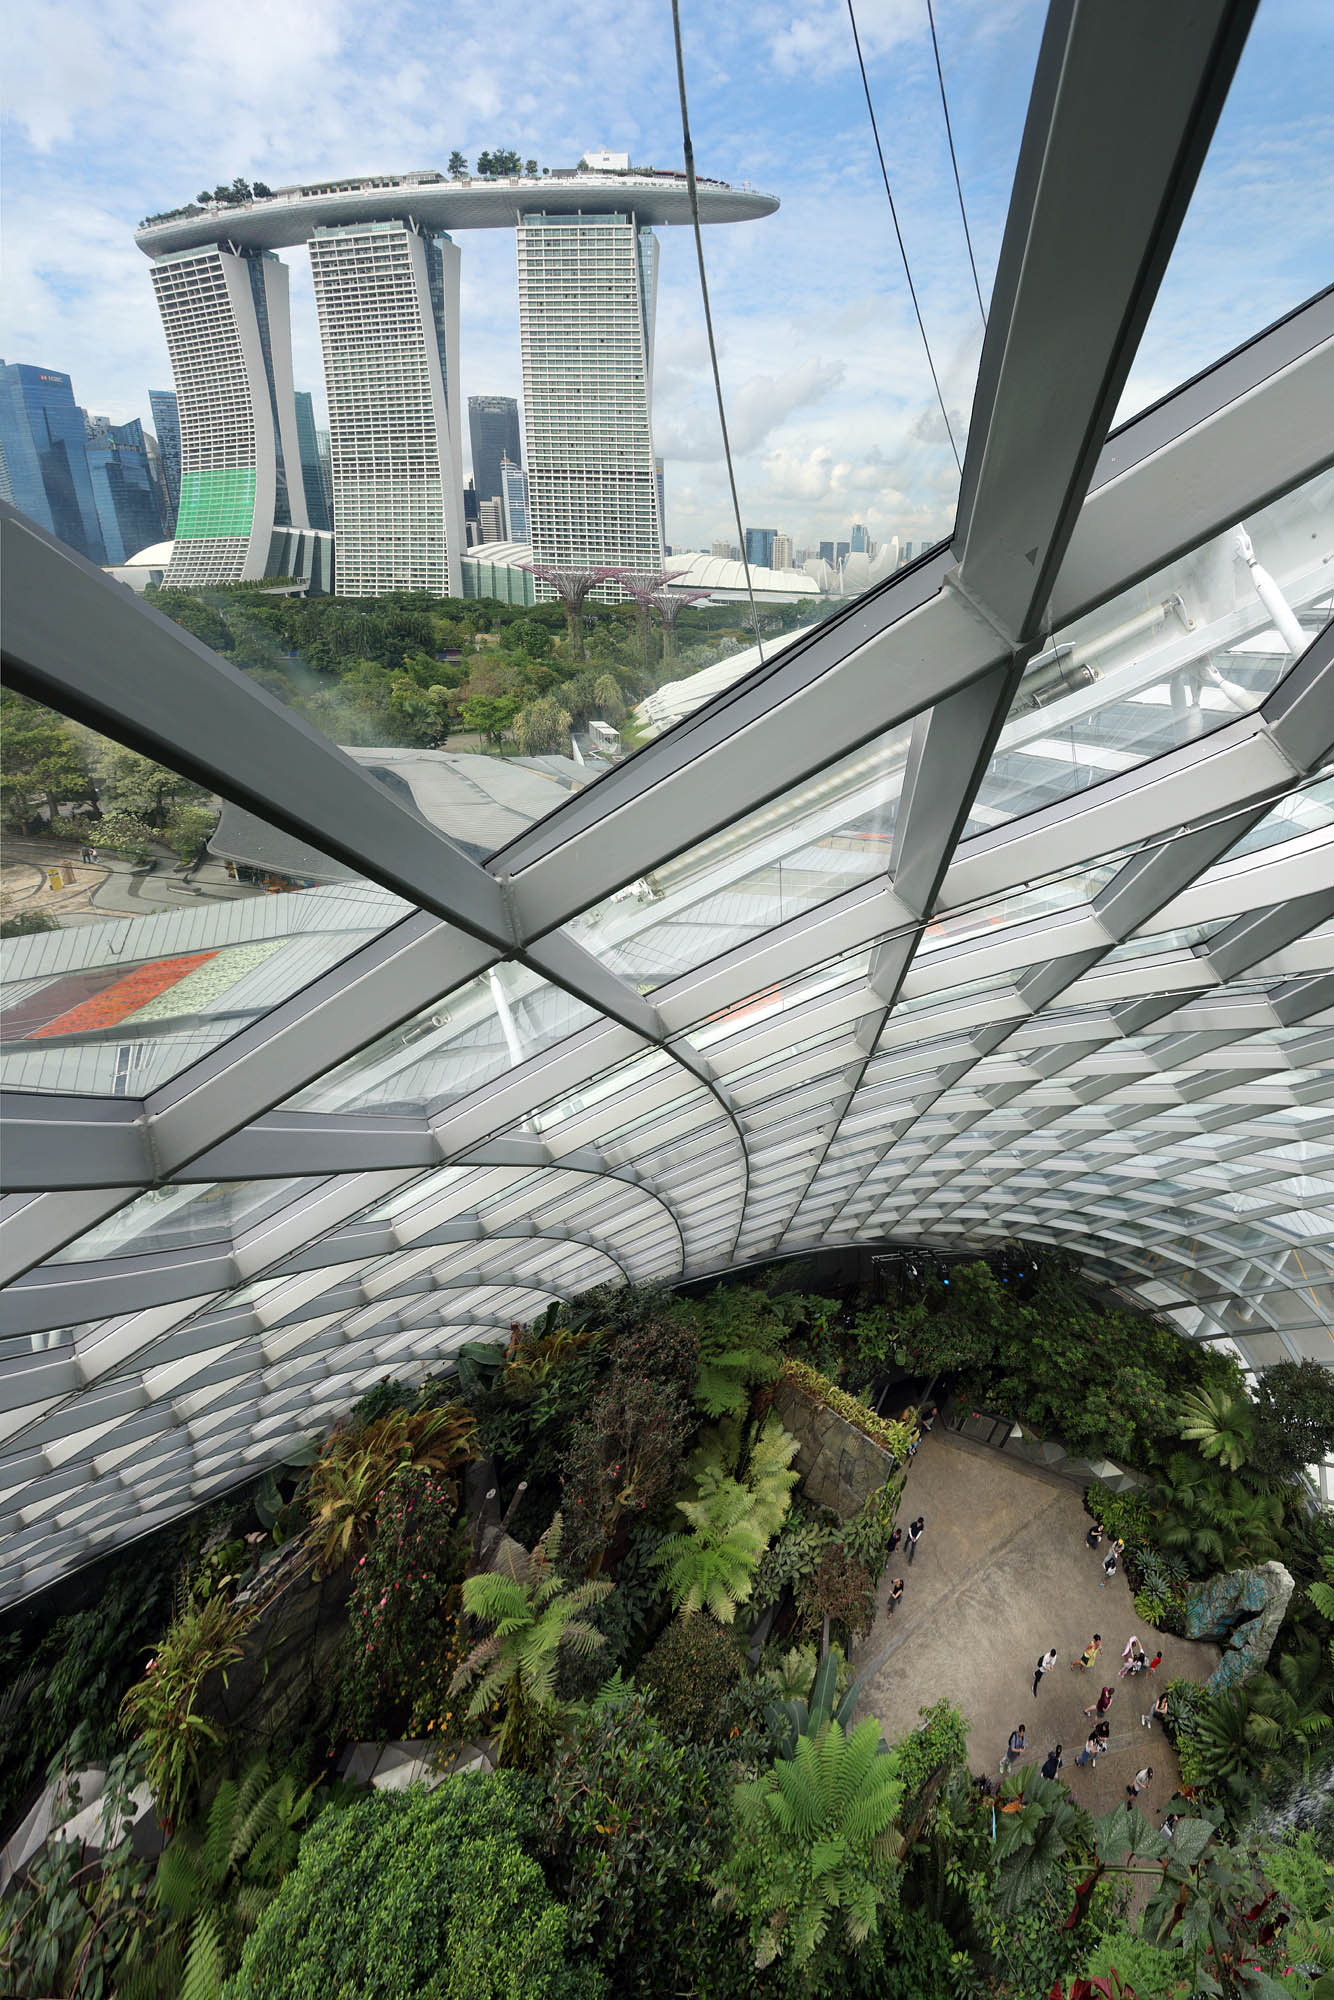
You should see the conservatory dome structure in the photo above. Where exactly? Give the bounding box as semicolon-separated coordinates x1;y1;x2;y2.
2;0;1332;1608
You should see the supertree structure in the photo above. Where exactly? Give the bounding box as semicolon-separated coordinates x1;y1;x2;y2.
606;568;713;668
520;562;623;661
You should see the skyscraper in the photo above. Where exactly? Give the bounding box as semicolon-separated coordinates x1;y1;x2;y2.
309;220;464;596
293;389;332;531
772;532;794;571
818;539;834;565
499;455;529;542
745;527;776;569
148;388;181;525
849;522;868;553
516;211;663;584
655;456;666;544
467;395;521;507
84;416;165;563
0;361;105;562
478;496;504;542
150;246;306;586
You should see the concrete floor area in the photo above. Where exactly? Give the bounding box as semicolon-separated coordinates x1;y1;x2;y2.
853;1432;1220;1823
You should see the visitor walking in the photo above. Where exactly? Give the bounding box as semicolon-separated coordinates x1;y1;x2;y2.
1086;1522;1104;1550
888;1577;905;1614
1071;1634;1102;1673
921;1405;938;1434
1146;1651;1162;1674
1126;1766;1153;1801
1143;1692;1170;1731
906;1517;925;1564
1000;1725;1026;1773
1092;1719;1110;1745
1041;1744;1063;1781
1082;1685;1114;1721
886;1524;902;1558
1075;1734;1102;1769
1099;1542;1123;1587
1033;1648;1058;1696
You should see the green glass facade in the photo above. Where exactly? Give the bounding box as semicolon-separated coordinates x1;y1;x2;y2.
175;466;256;541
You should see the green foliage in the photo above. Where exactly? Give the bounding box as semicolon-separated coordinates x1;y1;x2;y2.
226;1773;602;2000
542;1693;734;1986
451;1514;611;1767
1250;1360;1334;1486
119;1595;249;1832
303;1402;476;1570
339;1470;466;1736
638;1611;743;1743
0;689;93;829
347;1376;416;1429
1;907;59;936
795;1536;878;1646
0;1744;156;2000
890;1698;971;1809
150;1751;328;1999
690;1285;785;1419
513;695;573;755
650;1469;768;1623
766;1646;863;1760
752;1511;835;1612
1178;1385;1257;1473
715;1716;903;1970
162;804;217;862
560;1362;695;1573
92;808;155;862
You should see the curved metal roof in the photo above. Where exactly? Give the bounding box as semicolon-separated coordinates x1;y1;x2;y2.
135;173;779;258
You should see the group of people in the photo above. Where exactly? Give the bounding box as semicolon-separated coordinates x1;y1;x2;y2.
884;1514;927;1617
1010;1605;1170;1803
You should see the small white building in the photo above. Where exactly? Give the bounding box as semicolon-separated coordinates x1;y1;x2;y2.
582;148;631;172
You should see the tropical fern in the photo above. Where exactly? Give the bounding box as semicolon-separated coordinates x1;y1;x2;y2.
716;1716;903;1969
650;1472;768;1623
692;1285;785;1418
1177;1385;1256;1472
451;1513;612;1754
746;1419;800;1539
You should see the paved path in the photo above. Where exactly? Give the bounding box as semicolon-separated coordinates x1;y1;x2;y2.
853;1432;1219;1824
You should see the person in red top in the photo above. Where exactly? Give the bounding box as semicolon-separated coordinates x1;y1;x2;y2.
1146;1651;1163;1673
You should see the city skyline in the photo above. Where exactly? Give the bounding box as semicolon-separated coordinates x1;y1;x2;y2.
4;2;1331;559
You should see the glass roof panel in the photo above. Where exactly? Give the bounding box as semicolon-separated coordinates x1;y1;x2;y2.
49;1177;324;1263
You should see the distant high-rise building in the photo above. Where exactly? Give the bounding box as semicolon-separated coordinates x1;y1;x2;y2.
818;539;834;565
744;527;776;570
150;245;307;586
467;394;521;506
835;539;850;564
315;427;333;512
148;388;181;526
655;456;665;542
849;522;868;553
499;456;529;542
478;496;504;542
772;532;794;572
293;389;332;531
710;537;732;559
0;361;105;562
517;211;664;585
898;540;914;566
309;221;463;596
84;415;165;564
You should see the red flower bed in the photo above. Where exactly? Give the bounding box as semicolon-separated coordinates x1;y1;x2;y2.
31;951;218;1037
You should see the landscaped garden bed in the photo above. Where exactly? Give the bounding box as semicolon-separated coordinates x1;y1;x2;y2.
2;1262;1332;1997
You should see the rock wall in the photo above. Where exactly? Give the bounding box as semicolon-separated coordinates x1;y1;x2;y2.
201;1535;354;1750
1184;1560;1295;1691
772;1378;896;1520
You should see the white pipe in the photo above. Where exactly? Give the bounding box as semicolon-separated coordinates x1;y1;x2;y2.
489;969;526;1069
1234;527;1306;656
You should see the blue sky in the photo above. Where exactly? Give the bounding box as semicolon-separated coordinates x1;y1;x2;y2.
3;0;1330;556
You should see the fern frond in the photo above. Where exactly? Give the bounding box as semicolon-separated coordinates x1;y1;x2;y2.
180;1910;224;2000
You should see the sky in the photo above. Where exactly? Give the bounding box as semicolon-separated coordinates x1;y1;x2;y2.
3;0;1331;558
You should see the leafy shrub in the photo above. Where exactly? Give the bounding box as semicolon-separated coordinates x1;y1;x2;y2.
226;1773;603;2000
339;1470;466;1736
795;1538;878;1646
119;1594;249;1832
0;908;58;937
638;1612;743;1743
650;1470;768;1624
561;1366;694;1573
689;1285;785;1419
1085;1481;1154;1547
890;1698;970;1810
303;1403;476;1570
542;1693;733;1985
347;1377;416;1429
715;1716;903;1971
752;1512;834;1612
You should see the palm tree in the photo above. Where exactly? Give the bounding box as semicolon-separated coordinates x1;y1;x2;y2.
650;1472;768;1623
1178;1385;1256;1472
450;1514;611;1765
1253;1643;1333;1779
716;1716;903;1970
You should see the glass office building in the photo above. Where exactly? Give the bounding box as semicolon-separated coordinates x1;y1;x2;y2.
467;394;521;508
0;362;106;564
293;389;333;532
148;387;182;525
84;416;165;564
2;1;1332;1610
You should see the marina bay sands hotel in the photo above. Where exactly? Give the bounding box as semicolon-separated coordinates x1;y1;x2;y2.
135;167;777;595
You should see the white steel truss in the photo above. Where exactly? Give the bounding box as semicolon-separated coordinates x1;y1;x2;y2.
3;0;1334;1604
